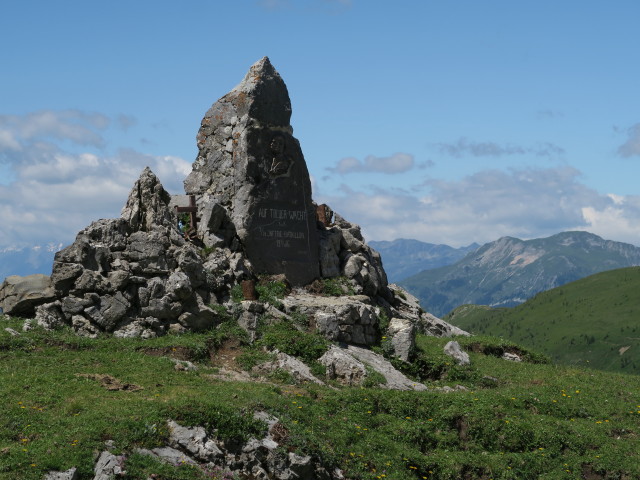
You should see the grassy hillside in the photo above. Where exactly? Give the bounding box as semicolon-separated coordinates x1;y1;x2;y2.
3;315;640;479
446;266;640;374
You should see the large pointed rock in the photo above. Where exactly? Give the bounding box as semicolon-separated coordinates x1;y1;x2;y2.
184;57;319;285
121;166;174;231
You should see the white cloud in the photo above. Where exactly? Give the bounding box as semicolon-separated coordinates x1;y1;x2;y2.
0;110;109;149
433;137;565;158
0;130;21;151
618;123;640;157
117;114;137;131
316;166;640;247
327;152;415;174
581;203;640;244
0;111;191;248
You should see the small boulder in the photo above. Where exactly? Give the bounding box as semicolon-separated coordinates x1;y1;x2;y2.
502;352;522;362
42;468;78;480
167;420;223;461
0;274;55;317
93;451;126;480
253;351;325;385
387;317;415;362
319;345;367;386
443;340;470;366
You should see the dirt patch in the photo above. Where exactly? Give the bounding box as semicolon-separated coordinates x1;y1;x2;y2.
581;464;605;480
76;373;143;392
466;342;525;358
210;338;242;370
139;346;195;361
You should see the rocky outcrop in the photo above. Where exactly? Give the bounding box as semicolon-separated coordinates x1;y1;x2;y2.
2;58;466;352
33;168;237;337
318;344;427;391
0;274;55;316
46;417;344;480
343;345;427;391
184;56;319;286
389;284;470;337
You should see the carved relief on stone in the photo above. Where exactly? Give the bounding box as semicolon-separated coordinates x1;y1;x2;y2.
268;134;293;177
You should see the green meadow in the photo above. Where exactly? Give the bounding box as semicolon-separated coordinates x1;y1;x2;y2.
2;314;640;480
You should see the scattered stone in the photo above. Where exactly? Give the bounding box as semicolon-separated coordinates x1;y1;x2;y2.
502;352;522;362
171;358;198;371
42;468;78;480
167;419;224;461
0;274;55;317
93;451;126;480
4;327;20;336
435;384;469;393
444;340;470;366
75;373;143;392
253;351;325;385
319;345;367;386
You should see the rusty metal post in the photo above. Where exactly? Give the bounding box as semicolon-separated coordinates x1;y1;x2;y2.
316;204;332;227
241;279;258;301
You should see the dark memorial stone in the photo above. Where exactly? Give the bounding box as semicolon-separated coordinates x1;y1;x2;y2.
184;57;320;285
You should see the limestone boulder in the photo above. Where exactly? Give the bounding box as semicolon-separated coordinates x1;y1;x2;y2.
167;419;224;462
121;166;174;231
0;274;55;317
420;312;470;337
93;451;126;480
387;317;415;362
42;468;78;480
444;340;471;366
318;345;367;386
253;351;325;385
282;293;379;345
342;345;427;391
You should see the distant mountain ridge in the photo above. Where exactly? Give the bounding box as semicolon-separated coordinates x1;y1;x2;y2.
399;231;640;317
0;243;61;282
369;238;479;282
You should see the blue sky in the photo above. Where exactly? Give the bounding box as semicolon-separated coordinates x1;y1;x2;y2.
1;0;639;249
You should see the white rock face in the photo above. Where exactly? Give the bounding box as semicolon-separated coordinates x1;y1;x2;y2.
444;340;471;366
253;351;325;385
387;317;415;361
0;274;55;316
282;293;379;345
319;345;367;386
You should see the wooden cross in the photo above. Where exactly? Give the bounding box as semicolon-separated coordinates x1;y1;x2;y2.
175;195;199;240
